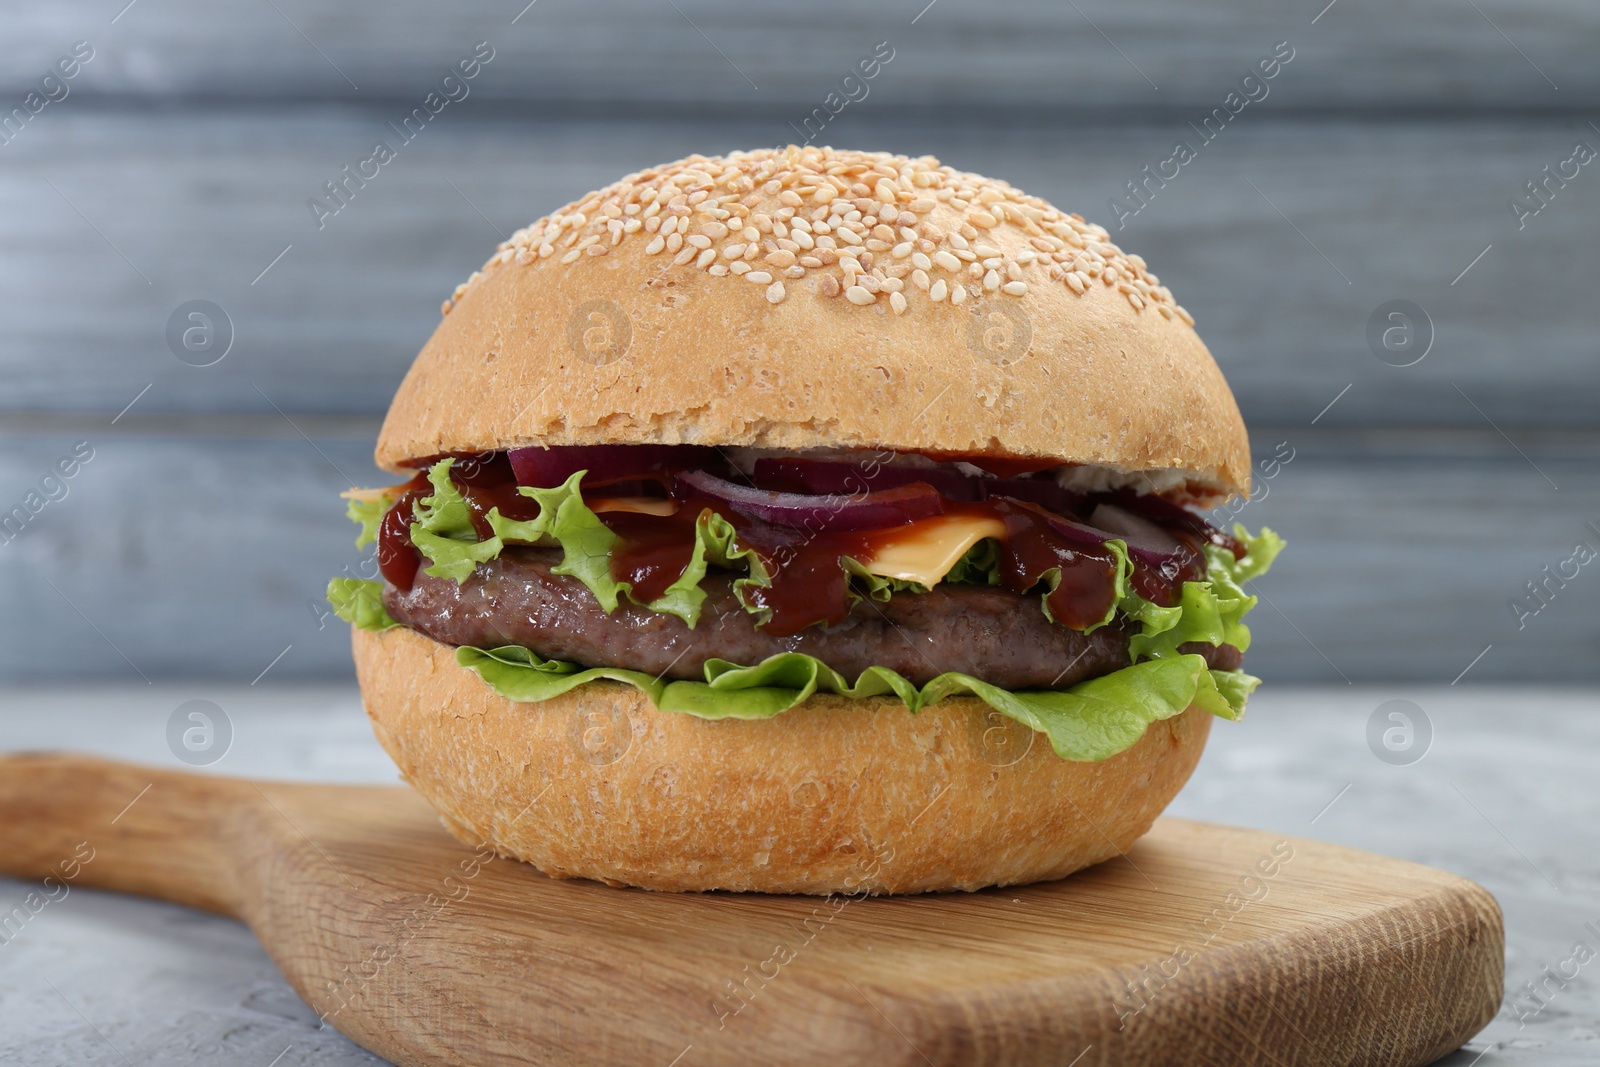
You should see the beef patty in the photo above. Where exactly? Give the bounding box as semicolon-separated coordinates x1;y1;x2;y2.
384;548;1241;690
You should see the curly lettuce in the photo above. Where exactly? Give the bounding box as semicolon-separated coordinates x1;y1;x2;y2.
452;644;1247;762
403;460;752;628
327;577;399;632
1125;528;1284;662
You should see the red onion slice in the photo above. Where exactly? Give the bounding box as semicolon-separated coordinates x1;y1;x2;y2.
752;457;984;501
677;469;944;531
1100;488;1242;557
997;497;1119;547
508;444;716;489
988;477;1086;518
1088;503;1190;568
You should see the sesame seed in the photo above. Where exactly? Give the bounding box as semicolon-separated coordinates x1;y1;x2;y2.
708;263;729;276
447;147;1181;319
696;249;716;269
889;291;907;315
929;278;948;302
821;274;842;297
767;280;786;303
845;285;876;305
744;271;773;284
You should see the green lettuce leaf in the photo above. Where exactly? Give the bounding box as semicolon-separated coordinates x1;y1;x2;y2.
841;557;929;603
1124;526;1283;662
327;578;400;631
943;537;1002;587
402;461;764;628
346;495;389;550
457;643;1251;763
408;459;505;582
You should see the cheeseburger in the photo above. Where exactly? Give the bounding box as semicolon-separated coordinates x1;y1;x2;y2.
331;146;1281;895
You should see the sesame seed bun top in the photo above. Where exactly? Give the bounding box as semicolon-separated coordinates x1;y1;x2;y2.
375;146;1251;502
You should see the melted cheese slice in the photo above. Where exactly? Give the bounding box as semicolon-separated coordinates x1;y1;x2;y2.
859;513;1007;586
588;496;680;517
341;484;409;503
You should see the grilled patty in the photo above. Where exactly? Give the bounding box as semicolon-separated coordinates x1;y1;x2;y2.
383;547;1241;689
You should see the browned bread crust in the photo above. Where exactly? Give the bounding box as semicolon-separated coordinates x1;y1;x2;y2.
374;147;1250;502
355;625;1213;894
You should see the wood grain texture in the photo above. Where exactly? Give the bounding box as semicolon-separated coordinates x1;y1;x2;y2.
0;113;1594;425
0;754;1502;1067
3;0;1595;108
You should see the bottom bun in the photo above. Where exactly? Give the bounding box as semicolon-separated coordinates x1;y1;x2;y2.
354;626;1212;895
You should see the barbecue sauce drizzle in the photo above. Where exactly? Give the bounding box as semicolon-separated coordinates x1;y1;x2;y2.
376;455;1217;634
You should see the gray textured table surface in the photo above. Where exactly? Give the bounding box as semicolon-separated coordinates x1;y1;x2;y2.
2;685;1595;1066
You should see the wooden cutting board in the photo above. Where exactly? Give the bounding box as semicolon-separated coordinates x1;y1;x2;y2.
0;754;1500;1067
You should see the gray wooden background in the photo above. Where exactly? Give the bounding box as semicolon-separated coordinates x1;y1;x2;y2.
2;0;1596;685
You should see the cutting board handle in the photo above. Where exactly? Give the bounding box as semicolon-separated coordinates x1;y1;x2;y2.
0;753;247;917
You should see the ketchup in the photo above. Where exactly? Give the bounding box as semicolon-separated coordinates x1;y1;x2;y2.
604;504;707;605
376;473;430;591
985;499;1121;631
378;451;1223;632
